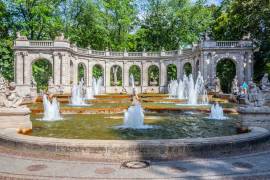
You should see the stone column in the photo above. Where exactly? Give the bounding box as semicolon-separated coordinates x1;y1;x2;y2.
23;52;31;86
15;52;24;85
105;62;111;87
176;60;181;80
61;53;71;86
142;63;148;87
73;57;78;85
123;62;129;87
53;52;61;85
160;61;167;86
88;61;93;87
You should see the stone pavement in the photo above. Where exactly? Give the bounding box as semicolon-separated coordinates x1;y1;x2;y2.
1;149;270;179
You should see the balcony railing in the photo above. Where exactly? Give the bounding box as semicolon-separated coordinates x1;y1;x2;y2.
15;40;253;58
29;41;53;47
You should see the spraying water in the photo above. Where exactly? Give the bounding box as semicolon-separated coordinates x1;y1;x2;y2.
70;79;87;106
93;77;103;96
42;94;62;121
169;71;208;105
208;103;228;120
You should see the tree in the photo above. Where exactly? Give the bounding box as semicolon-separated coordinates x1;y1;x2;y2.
7;0;64;40
211;0;270;81
102;0;138;50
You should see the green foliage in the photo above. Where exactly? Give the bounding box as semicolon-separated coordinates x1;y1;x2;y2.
148;65;159;86
129;65;141;85
183;63;192;76
216;59;236;93
92;65;103;79
0;39;13;81
211;0;270;82
32;59;52;91
7;0;63;40
167;64;177;81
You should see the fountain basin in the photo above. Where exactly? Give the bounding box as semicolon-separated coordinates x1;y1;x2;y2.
0;126;268;161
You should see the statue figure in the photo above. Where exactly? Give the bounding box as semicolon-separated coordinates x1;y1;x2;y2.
112;66;119;86
244;81;264;107
0;76;23;108
31;76;37;87
213;76;222;93
231;76;239;95
260;73;270;91
48;76;54;86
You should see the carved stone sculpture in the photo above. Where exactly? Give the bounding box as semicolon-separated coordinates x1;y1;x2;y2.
260;73;270;91
213;76;222;93
0;75;23;108
31;76;37;87
244;81;264;107
231;76;239;95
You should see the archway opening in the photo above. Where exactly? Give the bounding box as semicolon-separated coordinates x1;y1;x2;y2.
93;64;104;79
183;62;192;76
216;58;236;93
78;63;86;83
129;65;141;86
32;59;52;92
148;65;159;86
110;65;122;86
167;64;177;82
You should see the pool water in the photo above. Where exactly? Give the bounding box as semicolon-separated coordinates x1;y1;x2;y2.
31;112;241;140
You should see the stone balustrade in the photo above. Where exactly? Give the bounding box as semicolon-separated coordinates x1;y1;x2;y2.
14;39;253;58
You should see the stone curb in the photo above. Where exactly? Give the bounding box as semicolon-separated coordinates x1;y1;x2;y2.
0;127;269;161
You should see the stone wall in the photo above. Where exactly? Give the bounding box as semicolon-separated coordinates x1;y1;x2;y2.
13;38;254;96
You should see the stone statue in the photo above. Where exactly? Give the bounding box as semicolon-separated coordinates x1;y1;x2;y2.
112;66;119;86
48;76;54;86
31;76;37;87
213;76;222;93
55;33;65;41
0;75;23;108
16;32;28;40
244;81;264;107
231;76;239;95
260;73;270;91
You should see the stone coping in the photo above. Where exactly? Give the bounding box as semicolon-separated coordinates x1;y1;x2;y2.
0;107;30;116
0;127;269;161
238;106;270;114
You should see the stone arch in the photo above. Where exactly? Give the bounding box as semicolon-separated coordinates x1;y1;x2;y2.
148;65;159;86
110;65;122;86
216;58;237;93
183;62;192;76
31;58;53;91
167;64;177;82
78;62;87;84
129;65;141;86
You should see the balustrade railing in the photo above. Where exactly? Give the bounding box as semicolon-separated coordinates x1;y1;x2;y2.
29;41;53;47
110;52;124;57
128;52;143;57
91;50;105;56
17;40;253;57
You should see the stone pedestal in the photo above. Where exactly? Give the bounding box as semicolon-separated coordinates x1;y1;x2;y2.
30;87;37;98
238;106;270;129
262;90;270;102
0;107;32;130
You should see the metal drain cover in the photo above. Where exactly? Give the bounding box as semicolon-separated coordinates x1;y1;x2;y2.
232;162;253;169
26;164;48;171
121;160;150;169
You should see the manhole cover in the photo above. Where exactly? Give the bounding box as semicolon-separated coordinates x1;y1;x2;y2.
95;167;115;174
169;166;188;173
26;164;48;171
121;161;150;169
232;162;253;169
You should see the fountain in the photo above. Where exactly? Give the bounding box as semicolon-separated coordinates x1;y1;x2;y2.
70;79;88;106
85;87;94;100
93;77;103;95
42;94;62;121
117;96;153;129
208;103;228;120
172;72;208;105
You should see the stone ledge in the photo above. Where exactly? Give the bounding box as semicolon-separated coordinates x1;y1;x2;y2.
0;127;269;161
